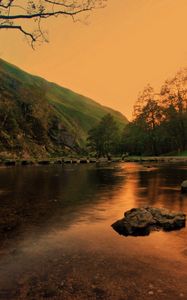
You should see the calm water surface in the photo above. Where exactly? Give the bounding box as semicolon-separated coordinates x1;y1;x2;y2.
0;162;187;300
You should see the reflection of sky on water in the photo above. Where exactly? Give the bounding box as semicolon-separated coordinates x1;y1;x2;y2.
1;163;187;299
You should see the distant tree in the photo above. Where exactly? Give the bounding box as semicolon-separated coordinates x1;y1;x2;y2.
160;69;187;112
160;69;187;152
133;84;155;118
130;85;163;155
121;122;145;155
123;70;187;156
0;0;107;47
87;114;119;157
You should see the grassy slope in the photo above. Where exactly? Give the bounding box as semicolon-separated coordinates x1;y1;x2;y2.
0;58;128;156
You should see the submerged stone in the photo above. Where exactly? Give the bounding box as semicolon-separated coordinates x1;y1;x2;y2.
181;180;187;193
111;207;186;236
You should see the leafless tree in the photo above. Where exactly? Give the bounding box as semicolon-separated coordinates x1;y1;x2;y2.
0;0;107;47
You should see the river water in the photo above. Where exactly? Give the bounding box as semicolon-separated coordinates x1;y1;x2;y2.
0;162;187;300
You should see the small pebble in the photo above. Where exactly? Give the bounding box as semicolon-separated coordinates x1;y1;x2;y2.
148;291;154;295
60;281;65;287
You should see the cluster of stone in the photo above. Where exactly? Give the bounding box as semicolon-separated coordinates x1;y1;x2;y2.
112;207;186;236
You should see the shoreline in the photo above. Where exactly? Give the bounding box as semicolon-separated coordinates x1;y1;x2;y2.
0;156;187;167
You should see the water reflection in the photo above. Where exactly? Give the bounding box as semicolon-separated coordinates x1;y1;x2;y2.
0;164;126;240
135;165;187;211
1;163;187;300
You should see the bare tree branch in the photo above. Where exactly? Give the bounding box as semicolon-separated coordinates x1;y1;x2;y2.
0;0;107;47
0;24;37;49
0;0;15;9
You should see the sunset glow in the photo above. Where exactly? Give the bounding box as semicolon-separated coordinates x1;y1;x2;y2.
1;0;187;119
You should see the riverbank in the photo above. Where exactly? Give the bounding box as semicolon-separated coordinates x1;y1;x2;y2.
1;155;187;167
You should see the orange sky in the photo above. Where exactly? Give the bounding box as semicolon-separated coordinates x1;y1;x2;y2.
1;0;187;119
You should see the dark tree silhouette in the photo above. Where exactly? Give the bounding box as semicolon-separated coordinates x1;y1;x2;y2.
122;69;187;156
0;0;107;47
87;114;120;157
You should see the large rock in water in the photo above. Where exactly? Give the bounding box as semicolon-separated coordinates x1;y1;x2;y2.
111;207;186;236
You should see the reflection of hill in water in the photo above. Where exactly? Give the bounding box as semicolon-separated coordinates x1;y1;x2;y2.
0;164;126;241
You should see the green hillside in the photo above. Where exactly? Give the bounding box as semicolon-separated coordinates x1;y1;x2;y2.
0;58;128;159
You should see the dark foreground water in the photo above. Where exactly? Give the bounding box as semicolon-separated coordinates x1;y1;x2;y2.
0;162;187;300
